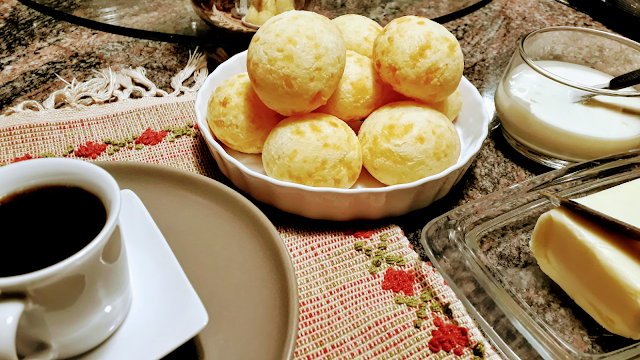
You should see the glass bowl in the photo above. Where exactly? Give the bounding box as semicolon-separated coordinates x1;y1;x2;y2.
420;149;640;360
495;27;640;169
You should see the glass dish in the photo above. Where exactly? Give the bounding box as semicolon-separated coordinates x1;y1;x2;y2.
495;27;640;169
420;150;640;360
190;0;492;33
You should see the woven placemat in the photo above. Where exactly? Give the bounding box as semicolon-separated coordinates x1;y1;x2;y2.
0;95;502;360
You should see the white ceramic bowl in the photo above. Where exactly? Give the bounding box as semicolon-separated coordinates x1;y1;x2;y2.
195;50;490;221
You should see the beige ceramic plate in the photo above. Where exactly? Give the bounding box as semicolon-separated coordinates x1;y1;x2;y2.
95;162;298;360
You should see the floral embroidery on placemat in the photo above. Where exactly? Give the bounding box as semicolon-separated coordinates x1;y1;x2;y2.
353;230;487;359
2;122;198;165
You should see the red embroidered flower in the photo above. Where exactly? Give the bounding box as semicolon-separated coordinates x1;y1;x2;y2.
74;142;108;159
135;128;167;146
12;153;35;163
428;318;469;354
381;268;415;295
433;316;444;327
352;230;376;238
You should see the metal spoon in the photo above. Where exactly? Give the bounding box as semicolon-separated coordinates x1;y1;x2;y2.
570;68;640;103
539;191;640;240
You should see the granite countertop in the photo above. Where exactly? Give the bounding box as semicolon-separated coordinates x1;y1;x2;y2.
0;0;616;233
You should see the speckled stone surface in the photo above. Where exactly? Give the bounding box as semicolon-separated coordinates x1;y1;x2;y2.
0;1;625;357
0;0;204;109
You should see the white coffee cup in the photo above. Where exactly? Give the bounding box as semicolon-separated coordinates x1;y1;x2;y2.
0;159;132;360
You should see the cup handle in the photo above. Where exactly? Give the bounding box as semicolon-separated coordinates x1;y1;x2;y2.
0;299;25;360
0;301;55;360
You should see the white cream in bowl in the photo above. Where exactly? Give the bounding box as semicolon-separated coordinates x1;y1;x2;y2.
496;60;640;162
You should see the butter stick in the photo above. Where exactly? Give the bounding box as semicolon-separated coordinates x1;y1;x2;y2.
530;178;640;339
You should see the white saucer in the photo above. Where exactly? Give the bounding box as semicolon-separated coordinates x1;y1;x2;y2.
72;190;208;360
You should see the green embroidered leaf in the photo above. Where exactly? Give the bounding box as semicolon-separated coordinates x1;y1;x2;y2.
430;302;442;312
368;264;380;275
420;290;433;302
405;297;419;307
384;254;397;264
396;256;408;266
371;257;382;267
364;246;373;256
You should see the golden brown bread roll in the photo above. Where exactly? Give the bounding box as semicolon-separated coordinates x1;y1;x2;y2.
332;14;382;58
207;73;283;154
358;101;461;185
262;113;362;188
247;10;347;116
426;87;463;121
315;50;394;122
373;16;463;104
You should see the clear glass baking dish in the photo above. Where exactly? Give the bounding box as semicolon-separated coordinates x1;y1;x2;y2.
420;150;640;360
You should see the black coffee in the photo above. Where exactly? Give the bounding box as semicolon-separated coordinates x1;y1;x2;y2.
0;185;107;277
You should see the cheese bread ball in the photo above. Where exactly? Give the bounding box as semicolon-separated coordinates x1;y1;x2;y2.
247;11;347;116
262;113;362;188
315;51;394;122
358;101;461;185
244;0;294;26
245;7;275;26
332;14;382;58
207;73;284;154
373;16;463;103
427;87;463;121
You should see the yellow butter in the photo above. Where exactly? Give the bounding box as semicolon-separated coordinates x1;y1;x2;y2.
530;178;640;339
